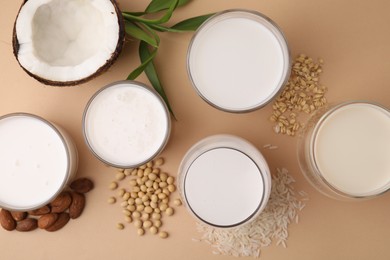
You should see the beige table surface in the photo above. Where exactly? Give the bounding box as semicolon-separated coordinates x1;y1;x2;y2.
1;0;390;259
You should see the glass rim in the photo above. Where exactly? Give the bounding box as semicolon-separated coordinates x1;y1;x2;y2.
0;112;71;211
186;9;292;113
309;100;390;199
82;80;171;169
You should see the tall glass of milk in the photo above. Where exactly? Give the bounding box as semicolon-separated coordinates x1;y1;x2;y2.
178;135;271;228
298;101;390;200
187;9;291;113
0;113;78;211
83;81;171;169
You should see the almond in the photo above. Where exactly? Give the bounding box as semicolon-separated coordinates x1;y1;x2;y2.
70;178;94;193
69;192;85;219
38;213;58;229
45;212;70;232
0;209;16;231
50;192;72;213
11;211;27;221
16;218;38;232
28;205;50;216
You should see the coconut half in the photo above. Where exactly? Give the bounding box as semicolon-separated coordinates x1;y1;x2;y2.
13;0;125;86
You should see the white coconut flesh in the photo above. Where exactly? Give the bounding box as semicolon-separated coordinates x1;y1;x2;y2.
15;0;121;83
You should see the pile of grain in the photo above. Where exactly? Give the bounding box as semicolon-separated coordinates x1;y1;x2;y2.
194;168;308;257
270;54;327;136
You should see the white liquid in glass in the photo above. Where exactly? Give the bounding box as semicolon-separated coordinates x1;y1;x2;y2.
314;103;390;196
84;83;169;167
0;115;68;209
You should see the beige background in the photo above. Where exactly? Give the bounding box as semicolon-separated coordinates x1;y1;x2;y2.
1;0;390;259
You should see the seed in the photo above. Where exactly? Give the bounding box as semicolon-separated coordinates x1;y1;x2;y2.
163;188;170;195
144;167;152;175
141;213;150;220
150;201;158;209
154;220;162;228
133;186;140;193
151;195;158;203
167;184;176;193
152;213;161;220
162;198;169;204
165;207;174;216
122;192;130;200
159;172;168;182
154;208;161;214
173;198;182;206
136;205;145;212
109;182;118;190
137;169;144;177
159;203;168;211
117;188;126;197
141;195;149;202
167;177;174;185
139;164;147;170
131;169;138;176
159;182;168;188
144;206;153;214
122;210;131;216
127;205;136;212
152;168;160;174
120;201;128;208
129;180;137;186
143;220;152;228
143;201;150;206
150;226;158;235
153;182;159;190
137;228;145;236
124;216;132;223
135;198;142;205
116;172;125;181
148;173;157;181
158;193;167;200
145;180;153;188
107;197;116;204
155;158;164;166
124;169;132;176
134;219;142;228
147;161;153;168
159;231;168;239
116;223;124;230
130;192;138;199
128;198;135;205
132;211;141;219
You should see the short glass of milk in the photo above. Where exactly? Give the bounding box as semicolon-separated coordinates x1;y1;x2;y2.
0;113;78;211
187;9;291;113
83;81;171;169
298;101;390;200
178;135;271;228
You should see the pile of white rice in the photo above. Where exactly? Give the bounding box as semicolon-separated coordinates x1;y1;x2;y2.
194;168;308;257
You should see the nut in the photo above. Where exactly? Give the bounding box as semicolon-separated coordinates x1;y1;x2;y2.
16;218;38;232
45;212;70;232
0;209;16;231
28;205;51;216
38;213;58;229
11;211;27;221
50;192;72;213
70;178;94;193
69;192;85;219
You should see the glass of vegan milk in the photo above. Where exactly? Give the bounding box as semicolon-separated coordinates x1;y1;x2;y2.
83;81;171;168
298;101;390;200
178;135;271;228
187;9;291;113
0;113;78;211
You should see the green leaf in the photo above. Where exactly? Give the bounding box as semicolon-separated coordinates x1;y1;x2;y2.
127;46;158;80
145;0;190;13
122;11;146;16
139;41;176;119
171;13;214;31
122;0;179;25
125;21;158;48
148;24;190;33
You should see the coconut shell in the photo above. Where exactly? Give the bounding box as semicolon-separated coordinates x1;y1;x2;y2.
12;0;125;87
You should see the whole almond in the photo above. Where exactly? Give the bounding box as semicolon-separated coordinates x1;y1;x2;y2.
70;178;94;193
45;212;70;232
69;192;85;219
0;209;16;231
11;211;27;221
50;192;72;213
16;218;38;232
38;213;58;229
28;205;50;216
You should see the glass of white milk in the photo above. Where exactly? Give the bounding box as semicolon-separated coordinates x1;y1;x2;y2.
298;101;390;200
0;113;78;211
187;9;291;113
178;135;271;228
83;81;171;169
